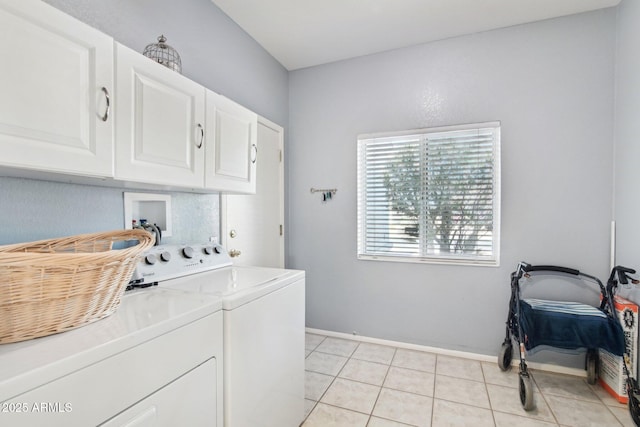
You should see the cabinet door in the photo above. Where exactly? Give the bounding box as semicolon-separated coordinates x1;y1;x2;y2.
100;359;217;427
115;43;205;188
0;0;114;177
205;91;257;194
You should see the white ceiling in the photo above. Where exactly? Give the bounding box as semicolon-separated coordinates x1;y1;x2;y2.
211;0;620;71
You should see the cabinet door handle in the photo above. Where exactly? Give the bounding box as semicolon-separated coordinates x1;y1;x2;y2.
251;143;257;164
196;123;204;149
100;87;110;122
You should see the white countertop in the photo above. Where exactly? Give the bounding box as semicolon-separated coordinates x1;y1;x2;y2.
161;266;305;309
0;288;222;401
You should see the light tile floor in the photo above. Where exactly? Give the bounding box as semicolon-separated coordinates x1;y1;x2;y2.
302;333;636;427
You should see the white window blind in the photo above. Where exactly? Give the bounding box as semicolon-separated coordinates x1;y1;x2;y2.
357;122;500;266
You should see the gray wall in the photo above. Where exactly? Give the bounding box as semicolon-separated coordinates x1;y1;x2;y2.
614;0;640;299
288;10;616;358
0;0;288;245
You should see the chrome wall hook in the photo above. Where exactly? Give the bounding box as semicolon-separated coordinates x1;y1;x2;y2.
310;187;337;202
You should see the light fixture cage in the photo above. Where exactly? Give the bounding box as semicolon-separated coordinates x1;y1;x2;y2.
142;35;182;73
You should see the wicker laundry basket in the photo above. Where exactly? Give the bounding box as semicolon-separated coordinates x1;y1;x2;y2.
0;229;155;344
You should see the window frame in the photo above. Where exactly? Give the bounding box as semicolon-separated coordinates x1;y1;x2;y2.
357;122;501;267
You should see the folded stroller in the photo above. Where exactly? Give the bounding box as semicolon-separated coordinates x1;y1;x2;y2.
498;262;634;416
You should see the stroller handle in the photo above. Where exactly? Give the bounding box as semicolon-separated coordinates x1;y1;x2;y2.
608;265;637;285
521;264;580;276
516;261;605;295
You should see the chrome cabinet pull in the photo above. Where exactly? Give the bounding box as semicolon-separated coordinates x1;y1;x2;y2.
251;143;257;164
100;87;110;122
196;123;204;149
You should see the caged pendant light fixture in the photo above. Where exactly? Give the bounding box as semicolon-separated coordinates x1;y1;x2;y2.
142;35;182;73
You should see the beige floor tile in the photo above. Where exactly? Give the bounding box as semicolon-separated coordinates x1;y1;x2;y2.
434;375;490;409
305;370;334;401
436;355;484;382
305;333;326;351
303;402;369;427
384;366;435;397
588;382;628;408
392;348;437;373
486;383;555;423
373;388;433;427
481;361;519;388
609;405;636;427
431;398;494;427
545;394;621;426
339;358;390;386
304;399;318;420
352;342;397;364
306;351;348;375
321;377;381;414
532;371;599;402
316;337;359;357
302;341;627;427
493;411;559;427
367;417;415;426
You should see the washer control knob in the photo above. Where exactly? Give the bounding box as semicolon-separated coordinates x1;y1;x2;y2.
214;245;223;254
160;251;172;262
182;246;194;259
145;254;157;265
203;246;214;255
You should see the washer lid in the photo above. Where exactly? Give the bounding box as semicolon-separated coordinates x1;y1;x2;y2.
0;288;222;400
160;266;305;309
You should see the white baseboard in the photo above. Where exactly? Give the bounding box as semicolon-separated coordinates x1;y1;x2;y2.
305;327;587;378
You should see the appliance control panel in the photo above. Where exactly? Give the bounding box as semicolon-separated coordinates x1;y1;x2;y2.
129;243;232;288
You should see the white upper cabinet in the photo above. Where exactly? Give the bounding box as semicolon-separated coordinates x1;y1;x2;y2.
115;43;205;188
205;91;257;194
0;1;260;193
0;0;114;177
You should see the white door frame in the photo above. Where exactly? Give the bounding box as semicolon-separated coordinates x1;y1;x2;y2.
219;115;285;267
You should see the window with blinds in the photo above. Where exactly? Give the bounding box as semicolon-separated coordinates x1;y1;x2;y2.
357;122;500;266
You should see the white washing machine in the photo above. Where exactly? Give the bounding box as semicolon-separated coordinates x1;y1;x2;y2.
0;287;224;427
133;243;305;427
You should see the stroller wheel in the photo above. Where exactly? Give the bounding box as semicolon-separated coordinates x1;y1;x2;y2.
627;378;640;426
519;373;535;411
629;397;640;427
498;341;513;371
586;350;598;385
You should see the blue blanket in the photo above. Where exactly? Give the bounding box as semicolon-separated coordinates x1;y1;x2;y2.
520;299;625;356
